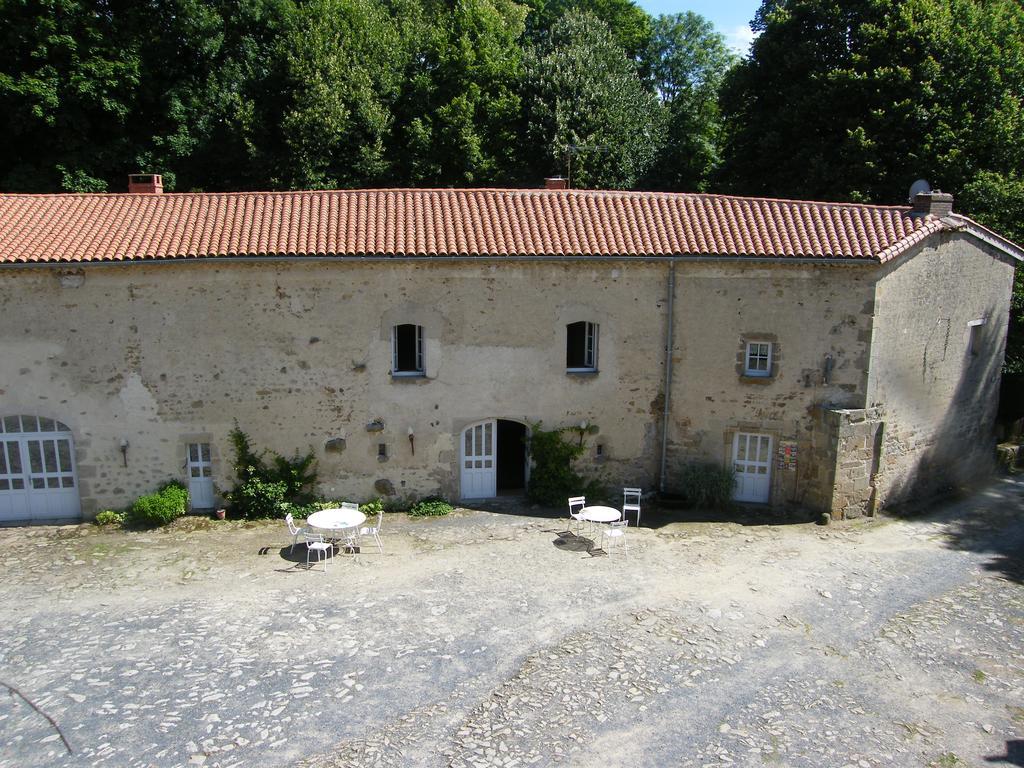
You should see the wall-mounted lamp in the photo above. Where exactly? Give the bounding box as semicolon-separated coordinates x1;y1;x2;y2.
119;438;129;468
408;426;415;455
573;420;598;446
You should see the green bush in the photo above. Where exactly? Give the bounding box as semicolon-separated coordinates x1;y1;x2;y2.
408;497;454;517
526;422;603;506
94;510;125;527
232;473;288;520
678;462;736;509
224;425;319;518
360;498;385;515
126;481;190;527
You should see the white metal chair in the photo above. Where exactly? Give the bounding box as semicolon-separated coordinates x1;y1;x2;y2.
285;512;306;553
304;532;333;571
358;508;384;554
622;487;642;527
602;519;629;555
568;496;586;536
340;501;360;511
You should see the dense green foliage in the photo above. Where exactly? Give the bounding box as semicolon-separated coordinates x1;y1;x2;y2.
408;497;455;516
676;463;736;509
225;426;318;519
126;481;190;527
94;509;125;527
526;422;602;506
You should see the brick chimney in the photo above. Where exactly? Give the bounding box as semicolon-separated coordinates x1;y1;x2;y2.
128;174;163;194
911;190;953;217
545;177;568;190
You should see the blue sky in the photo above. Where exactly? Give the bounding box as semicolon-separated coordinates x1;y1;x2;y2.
634;0;762;52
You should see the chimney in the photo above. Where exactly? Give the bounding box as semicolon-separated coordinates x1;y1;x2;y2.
911;190;953;217
545;177;568;190
128;174;163;194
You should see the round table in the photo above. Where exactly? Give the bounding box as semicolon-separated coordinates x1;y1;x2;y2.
308;507;366;536
578;505;620;523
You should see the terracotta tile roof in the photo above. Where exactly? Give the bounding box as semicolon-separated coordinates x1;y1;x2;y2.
0;187;945;265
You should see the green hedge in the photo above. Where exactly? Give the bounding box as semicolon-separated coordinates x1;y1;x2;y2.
126;481;190;527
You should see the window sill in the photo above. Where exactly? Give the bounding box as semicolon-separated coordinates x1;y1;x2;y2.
390;372;428;382
566;369;599;377
739;374;775;385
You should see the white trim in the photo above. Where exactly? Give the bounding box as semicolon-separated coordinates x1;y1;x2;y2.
744;341;773;377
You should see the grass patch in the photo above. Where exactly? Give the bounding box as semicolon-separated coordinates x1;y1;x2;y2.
972;669;987;684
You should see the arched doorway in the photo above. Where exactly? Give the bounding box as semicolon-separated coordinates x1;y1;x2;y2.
0;415;81;522
460;419;529;499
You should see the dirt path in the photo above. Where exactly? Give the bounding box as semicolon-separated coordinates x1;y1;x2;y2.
0;480;1021;767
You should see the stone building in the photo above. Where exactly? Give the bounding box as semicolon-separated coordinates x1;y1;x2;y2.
0;178;1019;522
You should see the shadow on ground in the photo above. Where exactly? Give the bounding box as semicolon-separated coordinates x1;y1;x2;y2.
985;739;1024;766
886;477;1024;585
465;495;815;530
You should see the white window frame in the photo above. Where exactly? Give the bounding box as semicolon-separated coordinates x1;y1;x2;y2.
966;318;986;357
744;341;773;377
566;321;599;372
392;324;424;376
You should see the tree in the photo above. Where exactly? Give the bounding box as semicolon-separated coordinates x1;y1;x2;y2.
522;9;662;189
522;0;651;60
640;12;735;191
0;0;143;191
279;0;405;188
719;0;1024;203
718;0;1024;369
387;0;528;186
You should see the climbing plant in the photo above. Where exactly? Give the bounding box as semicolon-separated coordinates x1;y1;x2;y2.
526;422;603;506
225;424;318;519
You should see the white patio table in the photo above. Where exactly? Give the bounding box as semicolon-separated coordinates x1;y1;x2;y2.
307;508;366;548
577;505;620;541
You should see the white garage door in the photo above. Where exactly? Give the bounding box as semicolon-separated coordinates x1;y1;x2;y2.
0;415;81;522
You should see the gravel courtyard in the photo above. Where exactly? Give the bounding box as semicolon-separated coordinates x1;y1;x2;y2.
1;480;1023;768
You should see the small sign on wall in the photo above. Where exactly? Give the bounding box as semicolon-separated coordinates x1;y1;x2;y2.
778;441;798;471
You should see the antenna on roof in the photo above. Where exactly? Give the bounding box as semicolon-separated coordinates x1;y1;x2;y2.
908;179;931;204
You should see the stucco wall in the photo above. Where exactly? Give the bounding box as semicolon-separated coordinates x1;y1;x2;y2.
0;260;669;516
666;261;877;511
865;233;1016;507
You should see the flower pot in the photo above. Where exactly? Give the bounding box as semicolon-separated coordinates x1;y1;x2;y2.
215;508;226;520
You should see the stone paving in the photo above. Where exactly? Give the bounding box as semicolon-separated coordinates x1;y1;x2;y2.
0;479;1022;767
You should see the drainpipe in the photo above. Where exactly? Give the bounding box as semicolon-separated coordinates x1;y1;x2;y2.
659;261;676;493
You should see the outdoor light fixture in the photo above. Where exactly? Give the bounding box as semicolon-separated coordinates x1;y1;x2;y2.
119;438;129;468
408;426;415;455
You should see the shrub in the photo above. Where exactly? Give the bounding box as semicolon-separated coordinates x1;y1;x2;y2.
224;425;319;518
94;510;125;527
360;498;385;515
408;497;454;517
526;422;603;506
232;474;288;520
126;481;190;527
678;462;736;509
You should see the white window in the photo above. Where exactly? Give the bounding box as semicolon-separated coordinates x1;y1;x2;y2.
392;324;424;376
567;321;599;371
967;318;986;357
744;341;773;377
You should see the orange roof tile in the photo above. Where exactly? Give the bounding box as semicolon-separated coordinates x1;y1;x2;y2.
0;187;948;265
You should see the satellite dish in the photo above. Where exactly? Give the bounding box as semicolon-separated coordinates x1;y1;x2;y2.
908;179;931;203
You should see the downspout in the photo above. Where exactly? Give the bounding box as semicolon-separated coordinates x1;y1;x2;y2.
659;260;676;493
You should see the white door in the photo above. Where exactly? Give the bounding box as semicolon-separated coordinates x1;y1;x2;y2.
0;416;80;522
460;421;496;499
187;443;215;509
733;432;772;503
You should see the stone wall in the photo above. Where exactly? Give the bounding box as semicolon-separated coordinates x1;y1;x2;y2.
665;261;877;511
820;406;885;519
865;233;1016;508
0;260;669;516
